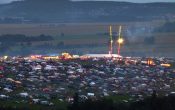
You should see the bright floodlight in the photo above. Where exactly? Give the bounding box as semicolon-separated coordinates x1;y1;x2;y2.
117;38;124;44
3;56;8;60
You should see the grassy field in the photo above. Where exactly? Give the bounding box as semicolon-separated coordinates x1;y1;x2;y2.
0;21;174;57
0;21;164;36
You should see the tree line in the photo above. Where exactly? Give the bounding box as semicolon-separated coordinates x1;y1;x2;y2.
1;92;175;110
154;21;175;33
69;92;175;110
0;34;53;43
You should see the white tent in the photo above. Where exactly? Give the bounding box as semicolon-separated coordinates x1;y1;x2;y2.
81;54;122;58
19;92;29;97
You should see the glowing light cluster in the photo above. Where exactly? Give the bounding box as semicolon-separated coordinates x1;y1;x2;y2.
61;53;72;59
147;59;155;66
161;64;171;67
30;55;42;59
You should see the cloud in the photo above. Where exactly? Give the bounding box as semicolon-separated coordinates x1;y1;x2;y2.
0;0;20;4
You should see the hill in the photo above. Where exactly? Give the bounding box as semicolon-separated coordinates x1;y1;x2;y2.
0;0;175;23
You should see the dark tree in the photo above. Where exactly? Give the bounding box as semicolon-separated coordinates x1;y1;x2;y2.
72;92;79;110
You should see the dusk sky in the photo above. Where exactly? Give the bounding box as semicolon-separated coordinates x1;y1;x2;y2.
0;0;175;4
72;0;175;3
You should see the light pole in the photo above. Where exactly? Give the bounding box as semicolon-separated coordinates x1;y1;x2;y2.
117;26;124;56
109;25;113;56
